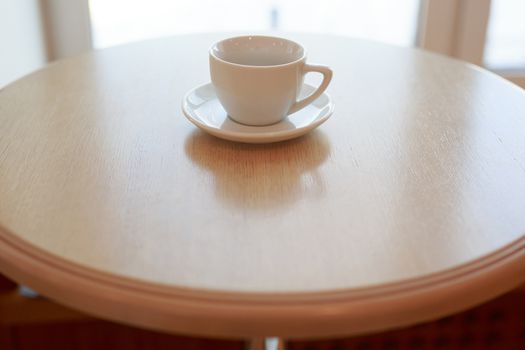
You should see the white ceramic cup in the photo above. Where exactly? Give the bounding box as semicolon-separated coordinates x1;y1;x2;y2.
209;35;333;126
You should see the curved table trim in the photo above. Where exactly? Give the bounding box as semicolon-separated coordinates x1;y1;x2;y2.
0;224;523;339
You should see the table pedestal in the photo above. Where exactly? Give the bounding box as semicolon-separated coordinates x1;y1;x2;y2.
247;337;285;350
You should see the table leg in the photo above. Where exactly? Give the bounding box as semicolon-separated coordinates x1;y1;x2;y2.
246;337;285;350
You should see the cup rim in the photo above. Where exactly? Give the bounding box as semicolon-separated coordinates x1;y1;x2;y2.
209;35;307;69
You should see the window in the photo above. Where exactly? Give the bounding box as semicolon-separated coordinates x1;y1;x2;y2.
418;0;524;88
88;0;420;49
484;0;525;71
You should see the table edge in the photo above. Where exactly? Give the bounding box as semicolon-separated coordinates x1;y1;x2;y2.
0;224;523;339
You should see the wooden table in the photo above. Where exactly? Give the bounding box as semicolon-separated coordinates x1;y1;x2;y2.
0;33;524;349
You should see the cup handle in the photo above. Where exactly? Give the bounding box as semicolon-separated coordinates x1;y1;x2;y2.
287;64;333;115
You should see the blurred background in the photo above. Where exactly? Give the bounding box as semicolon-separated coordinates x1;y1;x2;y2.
1;0;524;88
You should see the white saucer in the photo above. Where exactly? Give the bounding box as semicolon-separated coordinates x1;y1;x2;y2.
182;83;334;143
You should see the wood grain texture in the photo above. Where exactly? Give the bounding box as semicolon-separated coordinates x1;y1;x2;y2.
0;33;524;339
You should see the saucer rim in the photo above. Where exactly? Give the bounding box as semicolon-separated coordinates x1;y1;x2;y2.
181;82;334;142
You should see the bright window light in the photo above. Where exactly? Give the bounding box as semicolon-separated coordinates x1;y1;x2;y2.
484;0;525;70
88;0;420;49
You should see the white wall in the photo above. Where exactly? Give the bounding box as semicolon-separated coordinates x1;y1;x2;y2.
0;0;47;88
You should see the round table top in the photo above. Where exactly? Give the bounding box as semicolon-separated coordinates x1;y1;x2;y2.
0;33;524;339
